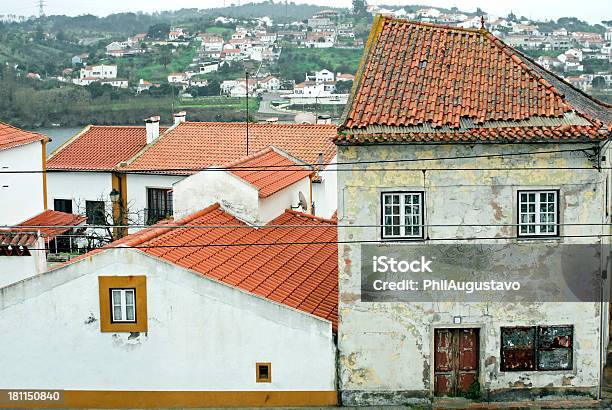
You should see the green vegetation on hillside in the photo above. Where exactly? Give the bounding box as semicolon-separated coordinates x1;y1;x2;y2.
277;47;363;82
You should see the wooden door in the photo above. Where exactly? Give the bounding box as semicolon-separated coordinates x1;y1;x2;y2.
434;328;479;396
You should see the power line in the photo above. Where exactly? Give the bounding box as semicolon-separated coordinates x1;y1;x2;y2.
0;146;603;174
5;222;612;230
14;233;612;252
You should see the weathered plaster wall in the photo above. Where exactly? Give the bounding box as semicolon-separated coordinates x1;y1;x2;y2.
174;168;311;224
336;142;610;405
0;248;336;391
173;169;260;222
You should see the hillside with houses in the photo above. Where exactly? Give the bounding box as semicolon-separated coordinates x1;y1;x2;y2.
0;2;610;128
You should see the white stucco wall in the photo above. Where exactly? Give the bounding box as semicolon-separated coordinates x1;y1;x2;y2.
312;155;338;219
0;248;336;391
0;237;47;288
173;169;311;224
259;177;311;223
46;171;113;217
126;173;185;226
0;142;45;226
173;170;259;222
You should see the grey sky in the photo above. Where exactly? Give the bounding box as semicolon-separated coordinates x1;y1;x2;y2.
0;0;609;24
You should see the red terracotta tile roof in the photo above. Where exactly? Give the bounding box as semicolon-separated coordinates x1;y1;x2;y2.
122;122;337;174
339;17;611;143
47;125;167;171
226;147;313;197
17;210;87;242
335;125;605;144
58;204;338;329
0;210;86;246
0;122;46;151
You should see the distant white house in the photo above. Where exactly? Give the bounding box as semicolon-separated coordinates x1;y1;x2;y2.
198;34;224;51
293;81;336;97
105;41;126;52
168;28;186;41
258;75;281;91
80;64;117;80
190;78;208;88
100;79;129;89
137;79;159;93
167;73;187;83
199;61;220;74
306;69;335;83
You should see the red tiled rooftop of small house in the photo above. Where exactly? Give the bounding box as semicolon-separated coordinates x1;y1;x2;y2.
339;17;612;142
226;147;313;197
47;125;167;171
57;204;338;329
0;122;46;151
17;210;87;243
0;210;86;246
122;122;337;174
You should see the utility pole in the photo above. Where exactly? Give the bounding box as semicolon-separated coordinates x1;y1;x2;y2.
38;0;46;18
245;70;249;156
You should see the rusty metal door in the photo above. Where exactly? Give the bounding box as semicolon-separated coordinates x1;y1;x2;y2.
434;328;479;396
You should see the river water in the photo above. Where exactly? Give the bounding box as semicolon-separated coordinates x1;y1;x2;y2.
30;127;84;157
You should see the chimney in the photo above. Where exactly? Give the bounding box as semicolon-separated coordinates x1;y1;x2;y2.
145;116;160;144
173;111;187;125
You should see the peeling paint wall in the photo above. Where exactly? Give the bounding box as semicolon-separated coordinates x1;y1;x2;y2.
336;142;610;405
0;248;336;391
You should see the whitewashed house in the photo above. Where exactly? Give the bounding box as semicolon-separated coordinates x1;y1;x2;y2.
306;69;335;83
0;164;338;407
47;119;338;233
80;64;117;80
0;122;47;226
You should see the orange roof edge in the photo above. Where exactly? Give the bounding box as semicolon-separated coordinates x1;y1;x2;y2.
48;125;91;159
281;209;337;224
122;203;223;248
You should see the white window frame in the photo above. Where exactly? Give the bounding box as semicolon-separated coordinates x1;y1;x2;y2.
518;190;559;237
110;288;136;323
381;191;424;240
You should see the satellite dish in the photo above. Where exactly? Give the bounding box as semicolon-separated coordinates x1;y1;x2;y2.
298;191;308;211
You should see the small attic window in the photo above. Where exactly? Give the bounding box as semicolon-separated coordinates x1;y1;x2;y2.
256;362;271;383
420;60;427;69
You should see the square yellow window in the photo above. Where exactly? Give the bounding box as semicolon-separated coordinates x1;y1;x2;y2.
98;276;147;332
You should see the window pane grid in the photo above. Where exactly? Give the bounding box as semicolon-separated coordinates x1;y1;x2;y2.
518;191;558;236
111;288;136;323
382;192;423;239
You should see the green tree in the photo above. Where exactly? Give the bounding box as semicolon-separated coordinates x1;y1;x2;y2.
147;23;170;39
335;80;353;93
352;0;368;17
158;46;172;69
592;76;606;90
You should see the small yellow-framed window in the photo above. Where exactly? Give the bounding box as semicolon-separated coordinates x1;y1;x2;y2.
256;362;272;383
98;276;147;332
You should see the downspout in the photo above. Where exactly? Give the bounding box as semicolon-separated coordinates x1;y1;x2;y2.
41;139;48;210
